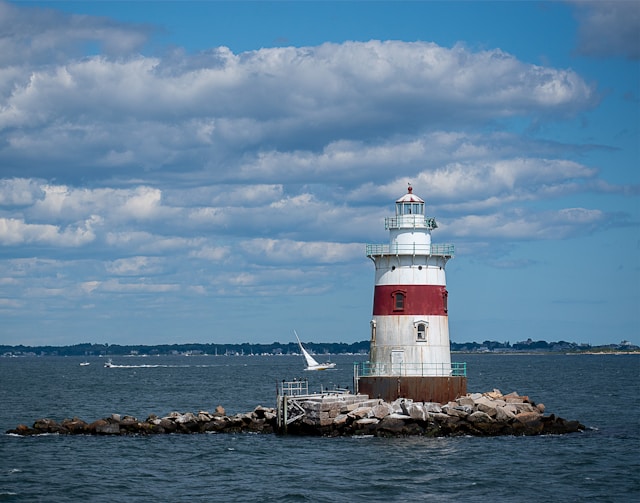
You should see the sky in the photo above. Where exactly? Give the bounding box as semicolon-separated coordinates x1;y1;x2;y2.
0;0;638;347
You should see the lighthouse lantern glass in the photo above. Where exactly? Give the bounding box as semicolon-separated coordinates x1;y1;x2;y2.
396;202;424;216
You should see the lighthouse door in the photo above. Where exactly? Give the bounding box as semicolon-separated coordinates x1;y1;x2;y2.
391;350;404;375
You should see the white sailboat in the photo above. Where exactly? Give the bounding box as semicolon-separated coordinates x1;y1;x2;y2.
294;331;336;371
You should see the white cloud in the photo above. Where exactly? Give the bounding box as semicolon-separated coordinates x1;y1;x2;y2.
571;0;640;60
451;207;606;240
349;150;604;212
106;256;163;276
189;245;231;262
117;187;164;220
0;39;596;181
0;216;97;246
228;272;257;286
421;158;597;203
80;281;100;294
0;178;44;206
188;207;229;226
241;238;362;264
29;185;169;223
0;1;150;66
105;231;205;255
100;278;180;294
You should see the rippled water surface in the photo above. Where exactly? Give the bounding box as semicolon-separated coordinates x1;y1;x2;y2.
1;353;638;502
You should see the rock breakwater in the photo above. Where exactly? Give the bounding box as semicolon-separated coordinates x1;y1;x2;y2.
6;389;585;437
283;389;585;437
6;405;277;436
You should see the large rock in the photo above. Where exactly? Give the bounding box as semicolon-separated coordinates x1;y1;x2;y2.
429;412;451;423
61;418;88;434
474;397;498;417
423;402;442;413
348;406;372;419
10;424;34;435
513;403;536;414
93;420;120;435
390;399;411;415
408;403;426;421
202;418;228;432
355;418;379;425
377;416;407;435
443;405;470;418
457;396;476;408
502;404;519;415
197;411;214;422
468;411;493;424
513;412;544;434
34;418;64;433
371;402;393;419
159;418;177;432
495;405;516;421
484;389;503;400
253;406;271;419
173;412;196;424
119;416;139;432
333;414;349;427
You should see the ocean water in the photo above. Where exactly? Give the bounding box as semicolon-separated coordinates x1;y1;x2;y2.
0;353;638;502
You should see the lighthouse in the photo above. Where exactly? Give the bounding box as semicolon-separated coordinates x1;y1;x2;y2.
355;184;467;403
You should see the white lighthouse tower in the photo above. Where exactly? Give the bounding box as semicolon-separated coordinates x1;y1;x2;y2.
355;184;466;403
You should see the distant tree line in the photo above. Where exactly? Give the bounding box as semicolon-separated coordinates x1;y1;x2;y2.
0;340;371;357
450;338;638;352
1;338;637;357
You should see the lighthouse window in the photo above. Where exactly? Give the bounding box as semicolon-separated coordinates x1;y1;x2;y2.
394;292;405;311
416;323;427;341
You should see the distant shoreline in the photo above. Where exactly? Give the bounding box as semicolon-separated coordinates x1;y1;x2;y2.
454;351;640;356
2;341;638;358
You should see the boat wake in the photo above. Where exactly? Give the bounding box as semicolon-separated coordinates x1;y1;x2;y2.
104;362;219;369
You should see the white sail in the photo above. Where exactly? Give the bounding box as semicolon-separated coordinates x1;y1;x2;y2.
294;330;336;371
300;343;321;368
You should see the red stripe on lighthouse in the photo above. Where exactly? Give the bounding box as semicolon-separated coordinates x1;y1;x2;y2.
372;284;448;316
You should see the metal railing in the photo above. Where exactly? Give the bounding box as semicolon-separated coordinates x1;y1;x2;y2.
365;243;455;257
278;379;309;396
354;361;467;378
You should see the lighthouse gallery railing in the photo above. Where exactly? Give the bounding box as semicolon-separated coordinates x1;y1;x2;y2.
366;243;455;257
355;361;467;378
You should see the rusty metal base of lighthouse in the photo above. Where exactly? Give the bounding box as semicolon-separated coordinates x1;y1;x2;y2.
357;376;467;404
